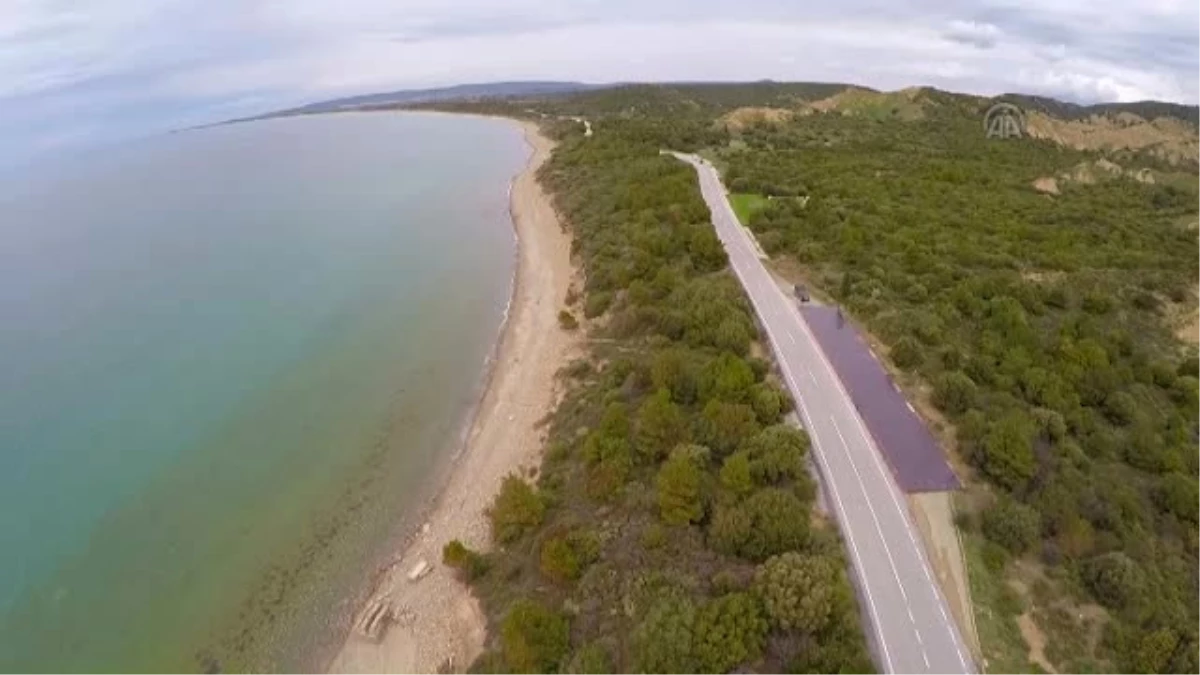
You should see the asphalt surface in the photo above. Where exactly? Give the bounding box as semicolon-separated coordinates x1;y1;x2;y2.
672;152;973;674
800;306;961;492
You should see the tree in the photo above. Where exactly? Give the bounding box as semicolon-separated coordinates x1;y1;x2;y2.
753;552;849;633
651;348;697;404
634;595;698;673
890;336;923;370
699;352;756;403
1178;354;1199;378
712;488;810;561
1103;391;1138;426
558;309;580;330
540;530;600;583
490;475;545;544
750;382;785;425
697;400;760;456
1154;472;1199;523
720;452;754;496
442;539;489;582
584;290;613;318
657;445;708;525
692;592;769;672
584;402;635;501
981;497;1040;554
689;227;728;272
1082;551;1144;609
709;502;753;556
1126;628;1181;674
500;600;570;673
932;370;977;415
978;412;1037;491
740;425;809;485
636;388;689;461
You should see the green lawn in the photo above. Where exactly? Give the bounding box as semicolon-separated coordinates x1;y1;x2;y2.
728;193;769;225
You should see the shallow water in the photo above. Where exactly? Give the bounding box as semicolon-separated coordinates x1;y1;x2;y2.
0;112;527;671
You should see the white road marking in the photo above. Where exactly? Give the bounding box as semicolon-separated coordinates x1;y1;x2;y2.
768;328;897;674
830;414;929;666
675;153;983;673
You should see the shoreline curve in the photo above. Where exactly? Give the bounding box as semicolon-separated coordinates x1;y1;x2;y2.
327;116;578;673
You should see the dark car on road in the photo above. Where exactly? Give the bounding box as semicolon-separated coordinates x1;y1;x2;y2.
793;283;810;303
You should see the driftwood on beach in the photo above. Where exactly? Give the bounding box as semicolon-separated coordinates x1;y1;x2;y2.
352;595;395;641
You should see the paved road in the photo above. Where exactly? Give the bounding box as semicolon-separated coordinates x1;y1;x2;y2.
672;152;974;674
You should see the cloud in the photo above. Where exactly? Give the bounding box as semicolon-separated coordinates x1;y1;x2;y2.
0;0;1195;164
944;20;1002;49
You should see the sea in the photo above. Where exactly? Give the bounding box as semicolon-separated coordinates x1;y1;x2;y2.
0;112;529;671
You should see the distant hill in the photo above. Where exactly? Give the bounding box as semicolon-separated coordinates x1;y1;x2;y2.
237;81;606;123
997;93;1199;127
229;81;1199;162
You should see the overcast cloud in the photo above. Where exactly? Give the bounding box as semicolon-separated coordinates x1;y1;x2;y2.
1;0;1196;165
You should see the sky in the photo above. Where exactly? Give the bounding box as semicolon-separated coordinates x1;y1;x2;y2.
1;0;1197;166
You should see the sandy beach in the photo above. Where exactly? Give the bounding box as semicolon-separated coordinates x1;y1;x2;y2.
327;119;577;674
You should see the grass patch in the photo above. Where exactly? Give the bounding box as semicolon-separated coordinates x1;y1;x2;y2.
728;193;769;225
962;532;1035;673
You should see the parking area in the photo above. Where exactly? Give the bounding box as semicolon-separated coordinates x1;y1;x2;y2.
798;305;960;493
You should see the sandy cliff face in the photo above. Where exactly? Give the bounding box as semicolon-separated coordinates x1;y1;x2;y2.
1025;111;1199;164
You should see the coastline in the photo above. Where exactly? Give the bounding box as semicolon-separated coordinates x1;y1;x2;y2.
327;118;578;673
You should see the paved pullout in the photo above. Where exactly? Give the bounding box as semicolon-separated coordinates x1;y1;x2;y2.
672;152;973;674
799;305;960;493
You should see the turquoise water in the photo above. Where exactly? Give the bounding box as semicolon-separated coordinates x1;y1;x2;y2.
0;112;528;671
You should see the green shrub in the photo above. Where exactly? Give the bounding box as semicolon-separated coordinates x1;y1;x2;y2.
583;290;613;318
566;642;614;674
635;388;689;462
698;352;756;403
1179;354;1199;377
981;497;1041;554
489;475;545;544
656;445;709;525
633;595;697;673
650;348;698;404
540;530;601;583
641;522;668;550
442;539;490;582
1082;552;1144;609
500;600;571;673
739;425;809;486
932;370;977;415
710;488;809;561
719;452;754;497
696;400;760;457
1103;391;1138;426
693;592;768;672
753;552;850;634
749;382;785;424
558;309;580;330
1154;472;1200;523
890;336;923;370
981;540;1010;573
978;412;1036;491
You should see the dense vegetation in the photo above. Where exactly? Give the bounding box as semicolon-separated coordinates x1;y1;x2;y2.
429;82;1199;673
718;103;1199;672
440;116;873;673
